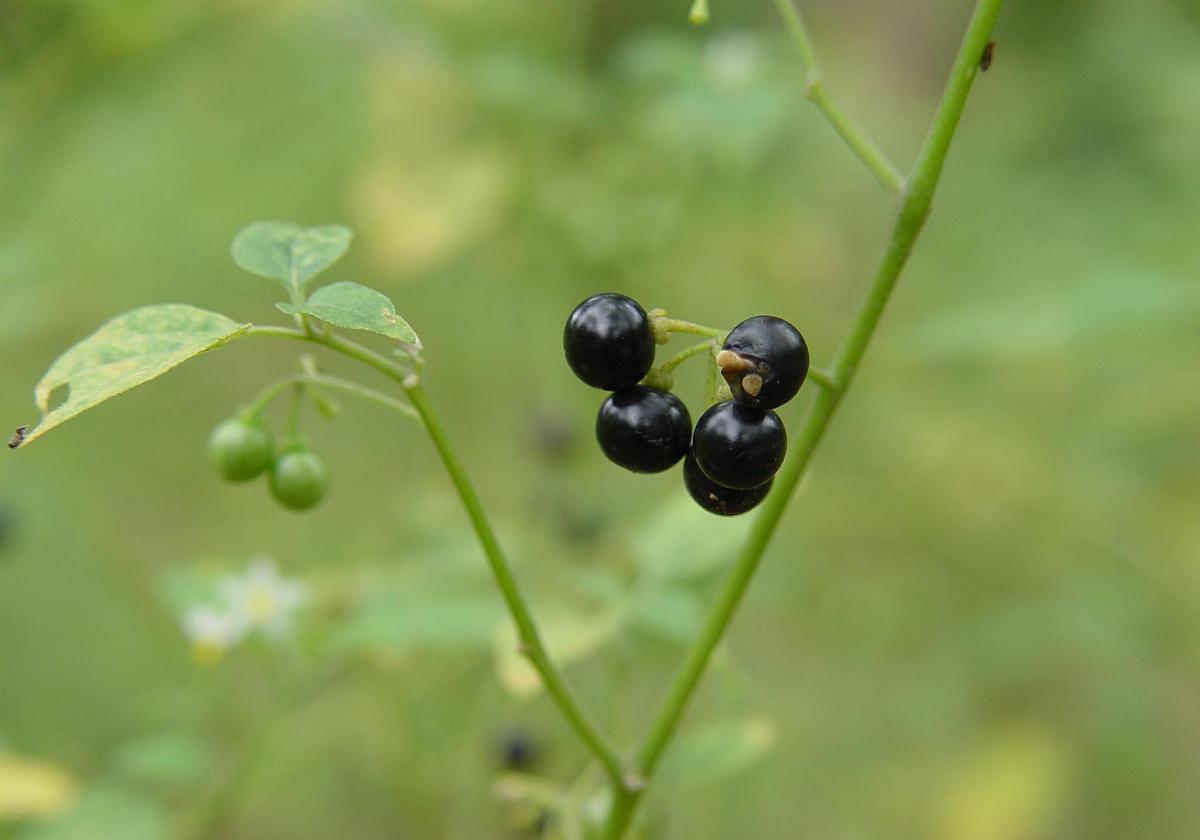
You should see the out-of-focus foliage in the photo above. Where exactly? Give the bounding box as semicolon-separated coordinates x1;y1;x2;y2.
1;0;1198;837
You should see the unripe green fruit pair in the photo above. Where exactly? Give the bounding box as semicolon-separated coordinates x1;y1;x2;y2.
207;418;328;511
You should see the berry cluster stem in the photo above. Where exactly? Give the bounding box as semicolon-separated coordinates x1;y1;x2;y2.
603;0;1004;834
244;372;420;422
657;318;724;339
657;341;714;375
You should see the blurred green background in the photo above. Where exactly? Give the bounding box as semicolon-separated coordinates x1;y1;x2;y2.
2;0;1199;837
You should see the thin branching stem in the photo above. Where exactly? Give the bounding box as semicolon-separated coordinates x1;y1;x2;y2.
243;325;629;788
247;372;419;421
657;341;715;374
602;1;1004;834
771;0;905;194
806;366;839;392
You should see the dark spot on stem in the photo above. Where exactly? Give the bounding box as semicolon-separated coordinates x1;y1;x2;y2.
980;41;995;72
8;426;28;449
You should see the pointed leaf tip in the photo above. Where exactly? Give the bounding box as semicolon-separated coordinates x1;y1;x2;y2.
21;305;249;446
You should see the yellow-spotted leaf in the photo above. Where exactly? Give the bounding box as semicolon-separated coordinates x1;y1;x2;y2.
277;281;418;345
14;305;248;448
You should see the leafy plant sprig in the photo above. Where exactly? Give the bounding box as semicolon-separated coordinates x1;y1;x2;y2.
10;0;1005;836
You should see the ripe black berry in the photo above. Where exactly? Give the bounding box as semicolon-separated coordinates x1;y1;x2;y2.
596;386;691;473
683;451;772;516
564;293;655;390
692;401;786;490
718;315;809;409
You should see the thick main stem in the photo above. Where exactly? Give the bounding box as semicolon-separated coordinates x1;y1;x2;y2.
604;1;1004;835
244;326;628;788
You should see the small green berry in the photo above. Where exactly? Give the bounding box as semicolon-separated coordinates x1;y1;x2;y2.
208;418;274;483
268;447;329;511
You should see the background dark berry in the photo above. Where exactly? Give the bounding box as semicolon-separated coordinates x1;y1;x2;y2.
692;401;787;490
563;293;655;390
496;727;539;772
596;386;691;473
683;451;772;516
719;315;809;409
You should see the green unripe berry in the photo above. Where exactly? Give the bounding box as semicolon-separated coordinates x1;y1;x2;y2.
268;447;329;511
207;418;274;483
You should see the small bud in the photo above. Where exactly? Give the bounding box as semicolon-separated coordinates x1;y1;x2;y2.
688;0;709;26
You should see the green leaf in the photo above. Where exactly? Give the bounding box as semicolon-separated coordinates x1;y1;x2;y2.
231;221;352;293
329;588;503;653
659;716;778;789
111;732;213;791
631;586;704;644
494;604;625;699
16;305;249;447
19;786;170;840
277;281;419;345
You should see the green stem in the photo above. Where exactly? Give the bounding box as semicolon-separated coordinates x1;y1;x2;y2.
704;345;719;406
299;373;418;420
772;0;905;194
242;326;628;788
657;341;714;375
241;378;295;421
406;383;627;788
285;384;303;438
604;1;1004;834
806;366;838;392
659;319;723;339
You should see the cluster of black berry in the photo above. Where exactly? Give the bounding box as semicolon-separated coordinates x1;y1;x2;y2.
564;293;809;516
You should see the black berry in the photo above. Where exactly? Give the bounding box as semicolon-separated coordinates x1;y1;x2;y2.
683;451;772;516
596;386;691;473
564;293;655;390
718;315;809;409
692;401;786;490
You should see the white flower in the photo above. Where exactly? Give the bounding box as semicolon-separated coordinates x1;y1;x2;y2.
218;555;307;639
182;605;246;666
